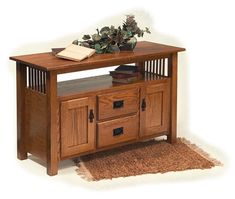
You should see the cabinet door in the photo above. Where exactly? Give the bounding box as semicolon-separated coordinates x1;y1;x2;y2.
61;96;95;157
140;82;170;137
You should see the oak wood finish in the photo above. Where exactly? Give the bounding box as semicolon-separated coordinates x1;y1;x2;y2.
98;88;139;120
97;114;139;148
46;71;59;176
25;90;47;161
140;81;170;137
57;73;167;100
16;63;27;160
10;41;185;74
167;53;178;143
11;41;185;175
61;97;96;157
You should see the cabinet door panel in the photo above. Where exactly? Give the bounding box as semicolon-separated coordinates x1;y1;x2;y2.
146;91;163;128
140;82;170;137
61;97;95;157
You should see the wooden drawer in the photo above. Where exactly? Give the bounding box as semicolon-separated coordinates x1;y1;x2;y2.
98;88;139;120
97;114;139;148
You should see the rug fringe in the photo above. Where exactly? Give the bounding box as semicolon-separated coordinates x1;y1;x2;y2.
76;159;95;181
179;137;223;166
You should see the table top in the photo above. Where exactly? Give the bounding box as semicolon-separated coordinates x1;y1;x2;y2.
10;41;185;74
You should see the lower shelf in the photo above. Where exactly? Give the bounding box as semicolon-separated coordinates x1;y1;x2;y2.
57;73;168;100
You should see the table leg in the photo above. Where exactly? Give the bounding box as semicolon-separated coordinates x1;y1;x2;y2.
46;71;59;176
168;53;178;143
16;62;28;160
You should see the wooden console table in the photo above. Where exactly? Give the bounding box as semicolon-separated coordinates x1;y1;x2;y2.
10;41;185;175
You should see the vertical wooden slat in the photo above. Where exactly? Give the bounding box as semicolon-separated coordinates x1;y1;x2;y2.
29;67;31;89
36;69;38;91
149;60;151;73
30;67;33;89
31;68;34;89
41;71;44;93
152;60;155;74
40;70;43;92
33;68;36;90
43;72;46;93
37;70;40;92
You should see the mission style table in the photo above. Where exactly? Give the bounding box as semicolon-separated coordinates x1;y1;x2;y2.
10;41;185;175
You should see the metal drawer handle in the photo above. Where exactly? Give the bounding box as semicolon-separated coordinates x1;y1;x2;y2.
89;109;94;123
113;127;124;136
141;98;146;111
113;100;124;109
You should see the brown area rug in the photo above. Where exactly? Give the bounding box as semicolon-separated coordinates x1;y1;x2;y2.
75;138;221;181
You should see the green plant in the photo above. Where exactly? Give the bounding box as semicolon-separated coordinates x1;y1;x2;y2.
72;15;151;54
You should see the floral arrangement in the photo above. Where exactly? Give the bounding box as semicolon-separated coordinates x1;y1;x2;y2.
72;15;151;53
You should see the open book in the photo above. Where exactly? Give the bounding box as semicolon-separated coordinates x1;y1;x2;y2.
55;44;96;61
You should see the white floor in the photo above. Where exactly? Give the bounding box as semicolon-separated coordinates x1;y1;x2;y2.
1;133;231;199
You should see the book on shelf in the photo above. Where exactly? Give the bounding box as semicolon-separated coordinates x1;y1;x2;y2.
114;64;138;74
112;76;139;84
53;44;96;61
109;71;140;79
110;64;141;83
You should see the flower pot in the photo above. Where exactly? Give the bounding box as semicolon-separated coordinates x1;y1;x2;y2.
118;37;137;51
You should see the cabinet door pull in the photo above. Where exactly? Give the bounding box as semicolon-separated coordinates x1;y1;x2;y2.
141;98;146;111
89;109;94;123
113;127;124;136
113;100;124;109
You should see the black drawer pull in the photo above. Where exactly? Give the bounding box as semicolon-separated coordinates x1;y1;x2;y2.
141;98;146;111
113;127;124;136
89;109;94;123
113;100;124;109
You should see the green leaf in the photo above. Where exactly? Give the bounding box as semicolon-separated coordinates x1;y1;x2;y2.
94;43;101;50
101;44;108;49
101;32;108;39
82;35;91;40
92;34;101;41
145;27;151;34
72;40;78;45
100;26;110;34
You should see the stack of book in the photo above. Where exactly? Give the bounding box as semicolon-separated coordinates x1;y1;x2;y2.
110;65;140;83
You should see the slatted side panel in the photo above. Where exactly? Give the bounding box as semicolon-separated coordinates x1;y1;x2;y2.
144;57;169;77
26;66;46;94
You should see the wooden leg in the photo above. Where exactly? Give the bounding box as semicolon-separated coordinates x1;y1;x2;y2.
167;53;177;144
46;71;59;176
16;63;28;160
136;61;145;74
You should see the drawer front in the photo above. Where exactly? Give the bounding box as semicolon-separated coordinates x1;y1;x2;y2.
97;114;139;148
98;88;139;120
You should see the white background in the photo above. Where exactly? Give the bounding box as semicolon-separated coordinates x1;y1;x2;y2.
0;0;235;198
